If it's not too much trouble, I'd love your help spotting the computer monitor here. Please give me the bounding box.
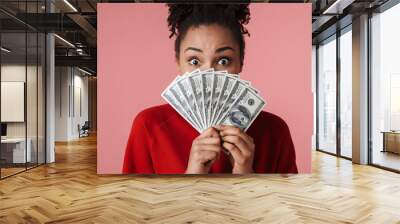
[1,123,7,137]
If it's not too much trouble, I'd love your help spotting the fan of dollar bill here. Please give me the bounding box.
[161,68,266,133]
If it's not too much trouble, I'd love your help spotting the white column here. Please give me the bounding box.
[352,14,369,164]
[45,0,55,163]
[46,32,55,163]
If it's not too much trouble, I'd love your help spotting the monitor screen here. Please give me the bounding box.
[1,123,7,137]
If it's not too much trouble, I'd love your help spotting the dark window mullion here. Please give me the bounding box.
[25,0,28,171]
[336,28,341,157]
[316,45,320,150]
[367,10,373,165]
[36,0,39,167]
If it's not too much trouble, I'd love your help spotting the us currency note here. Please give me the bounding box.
[212,76,242,125]
[214,70,227,75]
[238,79,261,94]
[169,80,203,130]
[227,73,239,79]
[161,78,202,132]
[162,69,265,133]
[214,79,247,124]
[188,73,206,130]
[202,70,214,127]
[210,71,241,125]
[176,76,204,130]
[210,73,226,126]
[219,87,265,131]
[215,70,239,78]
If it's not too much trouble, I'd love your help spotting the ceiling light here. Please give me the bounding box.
[78,67,93,76]
[322,0,354,15]
[63,0,78,12]
[54,34,75,48]
[1,47,11,53]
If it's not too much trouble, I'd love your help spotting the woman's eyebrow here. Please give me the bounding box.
[215,46,235,53]
[184,47,202,53]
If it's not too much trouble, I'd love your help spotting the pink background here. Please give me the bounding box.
[97,3,312,174]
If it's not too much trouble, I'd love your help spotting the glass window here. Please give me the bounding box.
[317,35,337,154]
[0,1,46,179]
[38,32,46,165]
[371,3,400,171]
[339,28,352,158]
[1,30,28,177]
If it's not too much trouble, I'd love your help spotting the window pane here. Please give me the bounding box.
[1,31,28,177]
[371,3,400,171]
[340,28,352,158]
[38,32,46,165]
[27,31,38,169]
[318,36,337,154]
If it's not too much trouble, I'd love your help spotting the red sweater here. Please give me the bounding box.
[122,104,298,174]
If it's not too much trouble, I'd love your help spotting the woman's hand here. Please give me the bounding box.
[214,125,255,174]
[185,127,223,174]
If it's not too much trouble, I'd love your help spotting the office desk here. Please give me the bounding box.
[381,131,400,154]
[1,138,32,163]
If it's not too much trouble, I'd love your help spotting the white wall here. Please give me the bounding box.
[72,73,89,138]
[55,66,89,141]
[55,66,69,141]
[1,64,41,137]
[1,64,46,164]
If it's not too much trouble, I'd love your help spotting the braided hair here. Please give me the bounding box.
[167,3,251,66]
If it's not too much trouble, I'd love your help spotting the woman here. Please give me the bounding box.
[122,3,298,174]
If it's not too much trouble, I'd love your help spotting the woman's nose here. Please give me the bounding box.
[200,62,213,70]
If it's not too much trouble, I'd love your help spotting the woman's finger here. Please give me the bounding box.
[222,142,242,162]
[197,150,219,165]
[200,127,220,138]
[222,135,252,155]
[215,125,254,145]
[196,144,222,153]
[196,136,221,145]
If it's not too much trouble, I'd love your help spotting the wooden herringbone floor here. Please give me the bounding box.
[1,134,400,224]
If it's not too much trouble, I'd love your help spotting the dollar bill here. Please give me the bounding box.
[162,68,265,132]
[214,79,247,124]
[176,76,204,130]
[211,75,237,125]
[169,80,203,130]
[210,73,226,126]
[202,70,214,127]
[209,71,242,125]
[219,87,265,131]
[215,70,239,78]
[213,76,246,124]
[161,78,202,132]
[228,73,240,79]
[187,73,206,130]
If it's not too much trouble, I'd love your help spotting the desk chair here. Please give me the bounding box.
[78,121,90,138]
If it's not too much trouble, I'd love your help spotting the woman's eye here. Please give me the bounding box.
[217,58,230,65]
[189,58,200,66]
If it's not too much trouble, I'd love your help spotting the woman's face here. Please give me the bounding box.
[177,24,242,74]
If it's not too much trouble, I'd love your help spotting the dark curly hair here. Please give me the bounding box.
[167,3,251,66]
